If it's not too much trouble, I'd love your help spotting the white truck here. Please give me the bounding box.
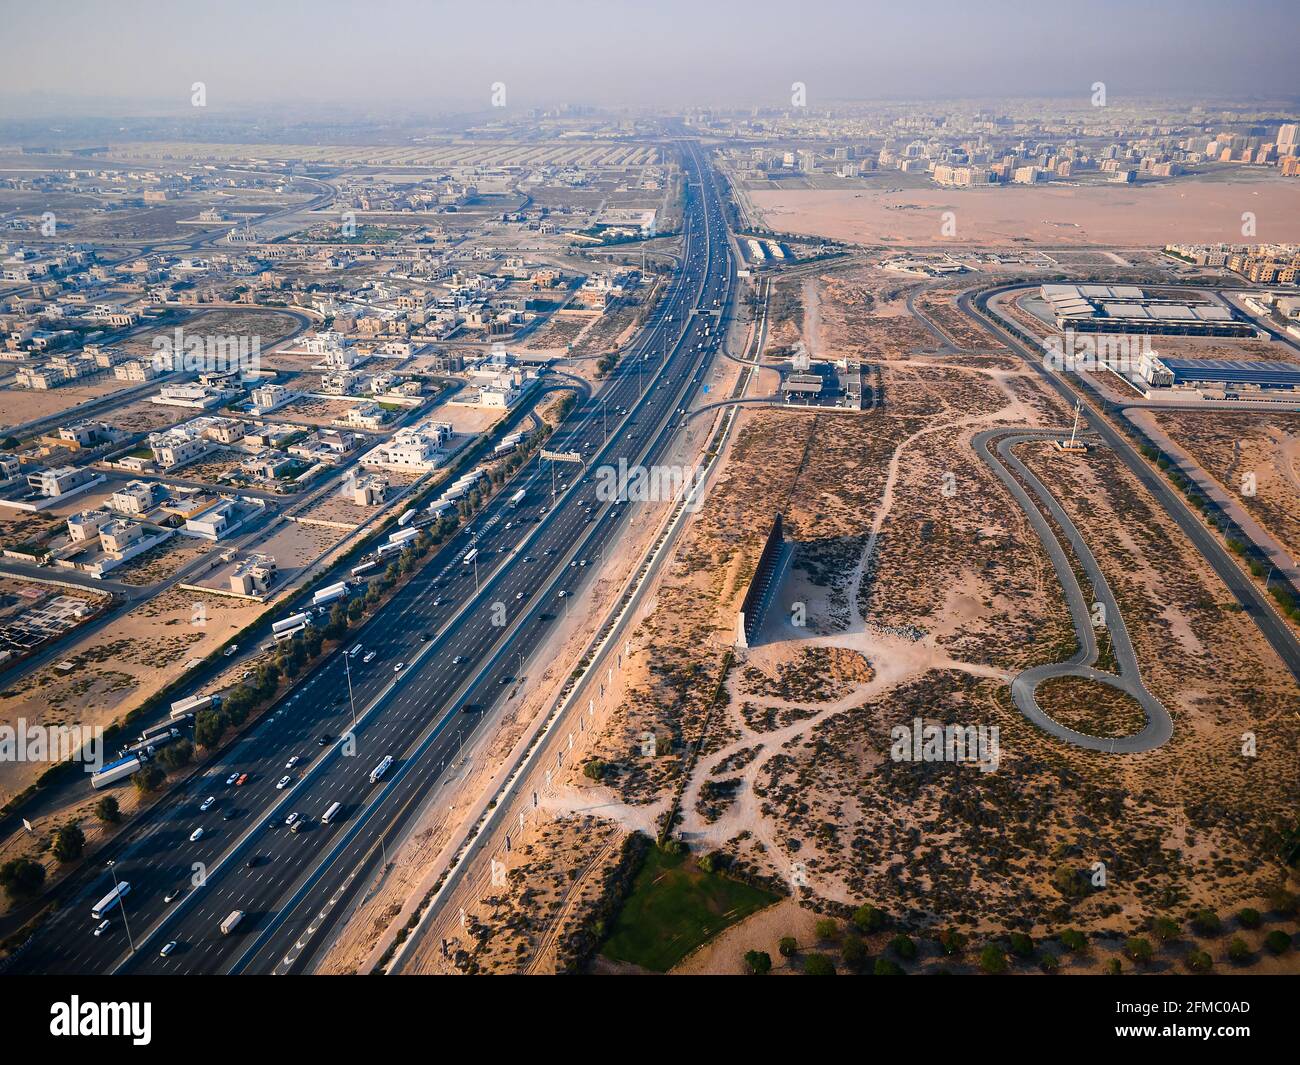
[312,581,349,607]
[272,612,311,635]
[91,756,141,790]
[369,754,393,784]
[220,910,245,935]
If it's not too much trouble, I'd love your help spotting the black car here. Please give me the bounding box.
[421,632,432,641]
[245,856,261,869]
[223,809,240,821]
[317,734,332,746]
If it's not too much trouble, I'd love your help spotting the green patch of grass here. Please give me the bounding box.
[599,845,779,972]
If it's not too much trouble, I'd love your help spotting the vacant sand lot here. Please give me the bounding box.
[751,177,1300,247]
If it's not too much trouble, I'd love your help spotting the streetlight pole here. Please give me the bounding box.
[107,860,135,954]
[344,653,357,732]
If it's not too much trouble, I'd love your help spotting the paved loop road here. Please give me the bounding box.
[974,428,1173,753]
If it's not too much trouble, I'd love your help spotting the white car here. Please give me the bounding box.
[285,756,300,769]
[363,652,376,664]
[284,812,299,828]
[199,796,215,811]
[159,940,178,957]
[189,827,204,842]
[276,775,292,790]
[225,772,239,786]
[164,887,182,903]
[515,592,524,600]
[93,920,110,937]
[393,663,405,674]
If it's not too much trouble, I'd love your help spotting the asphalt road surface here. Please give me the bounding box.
[9,140,735,976]
[974,428,1173,753]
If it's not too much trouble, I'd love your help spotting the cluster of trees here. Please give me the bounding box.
[1137,435,1300,622]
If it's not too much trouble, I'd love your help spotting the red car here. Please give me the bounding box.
[235,773,249,787]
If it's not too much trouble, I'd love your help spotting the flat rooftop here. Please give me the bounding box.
[1160,357,1300,387]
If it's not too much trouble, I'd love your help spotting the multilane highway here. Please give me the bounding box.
[11,140,735,976]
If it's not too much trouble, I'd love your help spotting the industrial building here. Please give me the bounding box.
[1139,354,1300,396]
[1040,284,1255,337]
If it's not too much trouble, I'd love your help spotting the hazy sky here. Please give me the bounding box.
[3,0,1297,115]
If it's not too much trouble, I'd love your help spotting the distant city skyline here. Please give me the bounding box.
[3,0,1298,117]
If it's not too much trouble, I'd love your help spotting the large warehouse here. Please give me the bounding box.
[1140,354,1300,394]
[1041,284,1256,337]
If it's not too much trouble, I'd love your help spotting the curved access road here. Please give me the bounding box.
[974,427,1173,753]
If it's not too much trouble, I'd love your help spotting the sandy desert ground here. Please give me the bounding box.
[751,176,1300,246]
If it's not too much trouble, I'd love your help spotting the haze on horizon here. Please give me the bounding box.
[2,0,1297,119]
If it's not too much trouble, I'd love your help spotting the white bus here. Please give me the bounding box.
[91,881,130,920]
[461,548,478,566]
[369,755,393,784]
[321,801,343,825]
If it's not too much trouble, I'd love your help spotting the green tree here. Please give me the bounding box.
[851,903,886,933]
[743,950,771,975]
[1267,887,1298,916]
[778,936,798,958]
[979,945,1008,974]
[890,933,917,961]
[194,709,227,749]
[1151,916,1180,942]
[1008,932,1035,959]
[814,918,839,942]
[1124,937,1154,964]
[1227,937,1251,964]
[841,934,869,972]
[51,824,85,862]
[1039,952,1060,974]
[802,953,835,976]
[301,626,324,659]
[1264,930,1292,955]
[325,602,348,640]
[157,739,193,771]
[873,957,904,976]
[133,765,165,792]
[1059,928,1088,953]
[1236,907,1261,930]
[1052,864,1089,900]
[94,796,120,824]
[582,759,606,781]
[1190,908,1222,936]
[1105,958,1123,975]
[0,857,45,901]
[936,928,967,956]
[1184,949,1213,972]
